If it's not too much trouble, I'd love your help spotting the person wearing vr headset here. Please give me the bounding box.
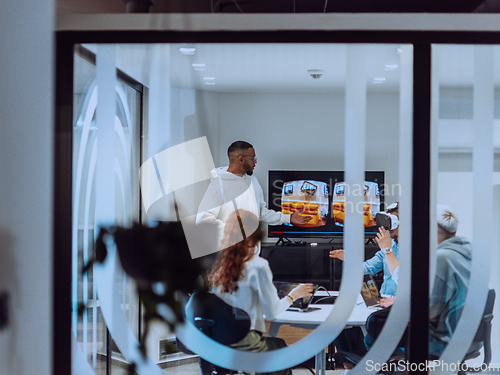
[330,202,400,299]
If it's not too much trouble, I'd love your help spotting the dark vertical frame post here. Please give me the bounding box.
[409,43,431,373]
[53,34,74,375]
[106,329,112,375]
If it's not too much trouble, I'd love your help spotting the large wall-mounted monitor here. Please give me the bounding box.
[268,170,385,239]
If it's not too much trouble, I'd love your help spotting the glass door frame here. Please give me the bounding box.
[54,23,500,375]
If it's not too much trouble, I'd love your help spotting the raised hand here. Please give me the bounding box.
[329,249,345,261]
[375,226,392,250]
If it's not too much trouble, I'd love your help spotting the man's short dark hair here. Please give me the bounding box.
[227,141,253,157]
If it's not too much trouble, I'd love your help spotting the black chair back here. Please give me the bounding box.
[461,288,496,374]
[185,291,251,345]
[472,289,495,343]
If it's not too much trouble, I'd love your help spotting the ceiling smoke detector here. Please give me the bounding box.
[308,69,324,79]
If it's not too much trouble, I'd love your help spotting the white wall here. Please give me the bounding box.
[188,90,220,156]
[146,87,220,218]
[217,92,401,204]
[0,0,54,374]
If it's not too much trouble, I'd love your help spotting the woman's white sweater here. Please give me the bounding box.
[212,255,291,333]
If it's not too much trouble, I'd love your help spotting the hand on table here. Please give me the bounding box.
[329,249,345,261]
[375,226,392,250]
[290,209,313,226]
[289,283,314,300]
[380,296,395,308]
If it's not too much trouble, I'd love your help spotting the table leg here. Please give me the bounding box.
[360,325,367,335]
[267,322,282,337]
[315,348,326,375]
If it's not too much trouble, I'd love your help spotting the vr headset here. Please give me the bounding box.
[375,212,399,230]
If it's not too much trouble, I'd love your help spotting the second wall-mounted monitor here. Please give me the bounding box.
[268,170,385,239]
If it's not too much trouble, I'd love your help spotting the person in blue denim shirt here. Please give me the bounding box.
[330,202,400,296]
[362,228,399,296]
[329,202,399,373]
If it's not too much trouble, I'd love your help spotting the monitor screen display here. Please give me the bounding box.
[268,170,385,238]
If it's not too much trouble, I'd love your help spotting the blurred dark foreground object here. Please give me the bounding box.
[101,222,206,287]
[83,221,211,368]
[123,0,153,13]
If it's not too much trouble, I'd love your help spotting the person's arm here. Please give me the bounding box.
[253,260,312,320]
[391,265,399,285]
[429,252,452,321]
[259,204,291,225]
[329,249,345,261]
[429,276,448,321]
[253,178,311,226]
[252,263,290,320]
[363,251,384,275]
[375,227,399,276]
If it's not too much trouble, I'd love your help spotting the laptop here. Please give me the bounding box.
[273,281,320,312]
[360,274,382,308]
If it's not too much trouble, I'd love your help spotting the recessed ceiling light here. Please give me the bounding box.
[374,77,386,81]
[307,69,324,79]
[192,63,206,68]
[397,48,403,54]
[179,47,196,55]
[384,64,399,70]
[205,82,216,85]
[372,82,383,84]
[202,77,215,80]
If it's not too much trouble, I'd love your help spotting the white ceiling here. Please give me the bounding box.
[166,43,403,93]
[83,43,500,93]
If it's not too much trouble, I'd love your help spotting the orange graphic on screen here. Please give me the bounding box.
[281,180,329,227]
[332,181,380,227]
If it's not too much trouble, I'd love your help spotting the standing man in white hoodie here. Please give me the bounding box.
[197,141,311,253]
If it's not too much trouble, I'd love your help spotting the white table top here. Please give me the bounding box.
[272,295,378,327]
[268,293,378,375]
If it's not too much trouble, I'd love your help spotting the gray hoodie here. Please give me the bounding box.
[429,236,472,356]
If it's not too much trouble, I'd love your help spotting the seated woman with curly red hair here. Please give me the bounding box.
[208,209,313,375]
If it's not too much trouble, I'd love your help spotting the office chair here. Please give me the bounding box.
[181,291,251,375]
[456,289,495,375]
[334,289,495,375]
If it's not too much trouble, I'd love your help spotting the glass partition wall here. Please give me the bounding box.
[72,46,143,374]
[68,42,415,375]
[431,45,500,373]
[57,32,500,375]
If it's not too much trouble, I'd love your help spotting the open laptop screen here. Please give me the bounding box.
[273,281,319,312]
[360,274,381,307]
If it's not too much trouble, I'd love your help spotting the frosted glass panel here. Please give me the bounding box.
[72,46,142,374]
[432,44,499,373]
[71,42,413,375]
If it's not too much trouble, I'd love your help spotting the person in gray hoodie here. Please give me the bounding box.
[428,204,472,356]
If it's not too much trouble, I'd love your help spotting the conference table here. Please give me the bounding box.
[268,293,378,375]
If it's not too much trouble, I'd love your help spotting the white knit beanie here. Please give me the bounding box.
[436,204,458,234]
